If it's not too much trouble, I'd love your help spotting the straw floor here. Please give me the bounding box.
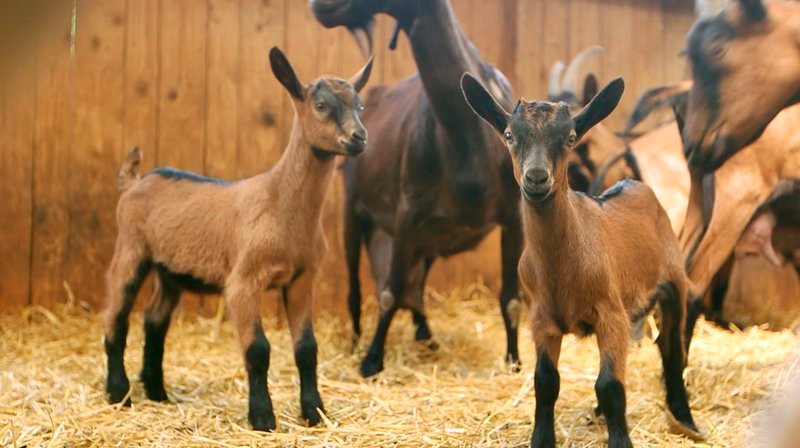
[2,282,799,447]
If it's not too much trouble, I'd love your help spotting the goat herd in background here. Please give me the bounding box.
[100,0,800,446]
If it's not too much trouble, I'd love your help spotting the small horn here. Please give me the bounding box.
[548,61,565,97]
[562,45,604,95]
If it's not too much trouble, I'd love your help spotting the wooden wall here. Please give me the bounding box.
[0,0,695,317]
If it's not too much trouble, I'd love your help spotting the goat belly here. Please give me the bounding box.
[155,262,223,294]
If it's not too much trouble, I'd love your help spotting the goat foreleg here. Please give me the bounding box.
[282,270,324,426]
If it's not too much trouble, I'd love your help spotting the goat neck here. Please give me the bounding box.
[264,115,338,221]
[406,0,510,140]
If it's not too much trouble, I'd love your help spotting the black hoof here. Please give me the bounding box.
[359,356,384,378]
[414,326,433,342]
[145,386,169,402]
[249,411,277,432]
[302,399,325,426]
[506,355,521,373]
[108,378,131,406]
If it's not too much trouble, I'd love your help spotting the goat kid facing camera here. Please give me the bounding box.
[461,74,702,448]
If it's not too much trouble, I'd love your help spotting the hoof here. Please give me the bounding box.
[249,411,277,432]
[666,410,705,441]
[359,356,384,378]
[415,338,439,351]
[506,356,522,373]
[108,379,131,406]
[144,386,169,402]
[303,403,325,426]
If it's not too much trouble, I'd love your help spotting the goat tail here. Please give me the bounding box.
[588,146,642,196]
[118,146,143,193]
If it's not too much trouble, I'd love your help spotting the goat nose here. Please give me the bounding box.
[351,130,367,143]
[525,168,549,185]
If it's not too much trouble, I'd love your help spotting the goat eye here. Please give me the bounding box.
[359,105,365,112]
[504,131,514,142]
[315,102,326,111]
[568,135,577,146]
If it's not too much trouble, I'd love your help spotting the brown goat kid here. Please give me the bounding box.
[683,0,800,171]
[462,75,701,448]
[103,47,373,431]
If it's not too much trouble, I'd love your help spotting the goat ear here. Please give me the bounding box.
[581,74,598,106]
[573,77,624,139]
[269,47,305,100]
[624,80,692,134]
[739,0,767,21]
[461,73,510,135]
[348,55,374,93]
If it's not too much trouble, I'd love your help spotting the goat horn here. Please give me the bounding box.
[561,45,604,95]
[548,61,565,97]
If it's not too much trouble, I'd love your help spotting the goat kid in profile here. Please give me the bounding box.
[103,47,372,431]
[461,74,701,448]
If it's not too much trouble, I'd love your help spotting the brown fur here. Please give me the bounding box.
[102,47,373,430]
[463,75,700,447]
[683,0,800,171]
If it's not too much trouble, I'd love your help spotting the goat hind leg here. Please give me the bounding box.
[531,327,562,448]
[140,274,181,401]
[657,281,702,439]
[104,248,151,405]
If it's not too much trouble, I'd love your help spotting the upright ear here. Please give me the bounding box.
[269,47,305,100]
[738,0,767,22]
[581,74,598,106]
[348,55,374,93]
[460,73,510,135]
[573,77,624,139]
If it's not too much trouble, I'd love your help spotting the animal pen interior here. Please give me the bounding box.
[1,0,799,447]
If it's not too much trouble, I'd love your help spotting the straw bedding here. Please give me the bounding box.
[2,282,798,447]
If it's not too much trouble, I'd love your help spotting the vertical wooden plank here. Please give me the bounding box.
[599,0,635,129]
[541,0,570,99]
[632,0,668,129]
[0,45,36,311]
[122,0,158,170]
[466,0,517,88]
[515,0,544,100]
[67,0,126,309]
[663,0,694,83]
[30,2,74,308]
[156,0,207,171]
[206,0,239,181]
[569,0,602,85]
[238,0,286,179]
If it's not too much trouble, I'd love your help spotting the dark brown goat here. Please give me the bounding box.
[103,47,373,431]
[683,0,800,171]
[463,75,701,448]
[311,0,523,377]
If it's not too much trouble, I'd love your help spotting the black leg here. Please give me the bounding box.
[500,226,523,366]
[295,326,323,425]
[344,197,365,342]
[684,294,704,354]
[359,229,416,377]
[531,339,561,448]
[595,359,632,448]
[657,283,699,433]
[140,276,181,402]
[105,260,151,405]
[360,298,400,377]
[245,324,275,431]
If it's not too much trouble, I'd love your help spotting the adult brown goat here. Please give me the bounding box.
[683,0,800,171]
[311,0,523,377]
[462,74,701,448]
[103,47,373,431]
